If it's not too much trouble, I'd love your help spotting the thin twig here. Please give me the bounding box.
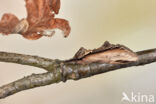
[0,51,60,71]
[0,48,156,99]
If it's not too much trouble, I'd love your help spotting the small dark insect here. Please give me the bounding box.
[0,0,71,40]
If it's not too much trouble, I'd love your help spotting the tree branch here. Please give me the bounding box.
[0,52,60,71]
[0,48,156,99]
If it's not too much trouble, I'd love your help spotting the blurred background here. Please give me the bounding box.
[0,0,156,104]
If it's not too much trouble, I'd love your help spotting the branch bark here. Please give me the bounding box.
[0,48,156,99]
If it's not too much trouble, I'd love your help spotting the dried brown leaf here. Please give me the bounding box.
[49,0,60,14]
[0,0,70,40]
[0,13,19,35]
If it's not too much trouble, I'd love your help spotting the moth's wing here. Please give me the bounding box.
[49,0,61,14]
[0,13,20,35]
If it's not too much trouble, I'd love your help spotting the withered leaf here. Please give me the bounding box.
[66,41,138,64]
[50,0,60,14]
[0,0,70,40]
[0,13,20,35]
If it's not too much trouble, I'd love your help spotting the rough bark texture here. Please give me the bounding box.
[0,48,156,99]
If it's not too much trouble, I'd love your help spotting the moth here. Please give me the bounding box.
[66,41,138,64]
[0,0,71,40]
